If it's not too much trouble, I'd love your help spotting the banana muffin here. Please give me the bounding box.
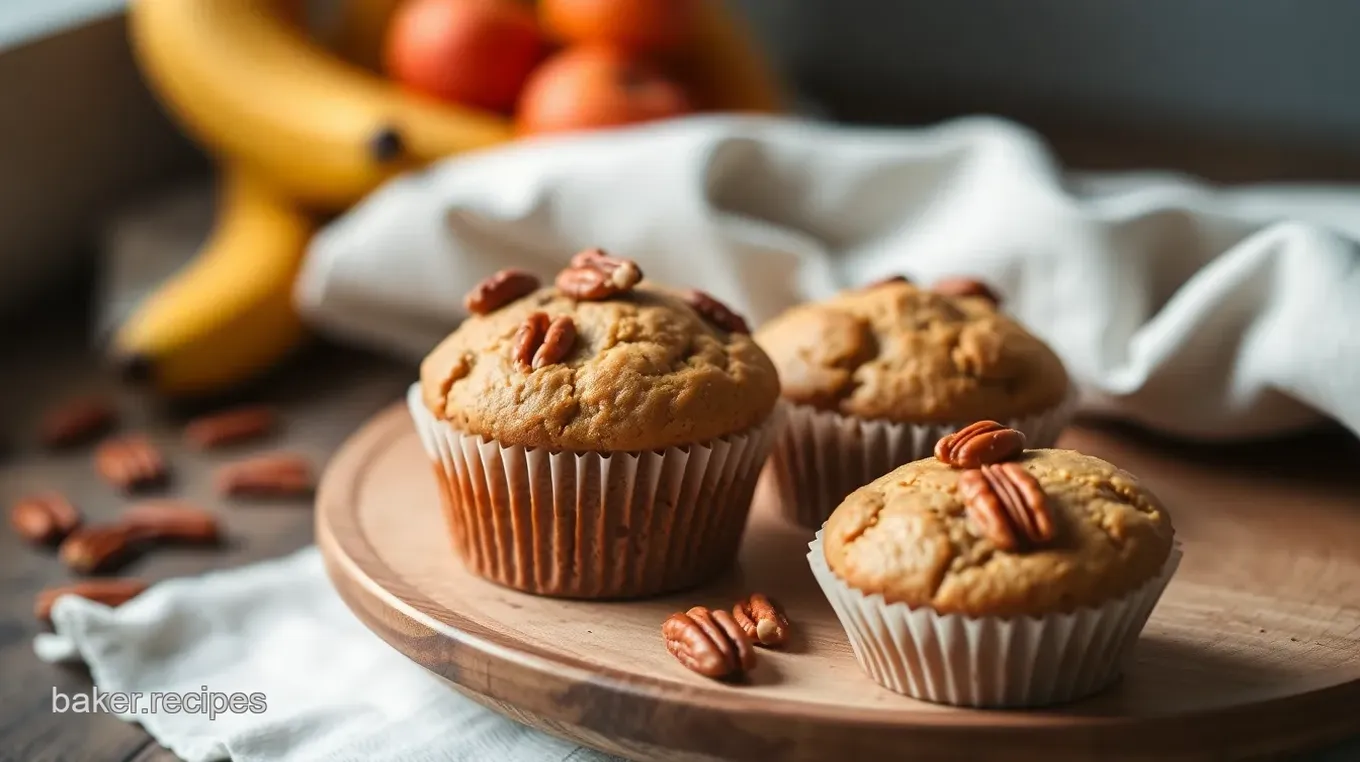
[412,249,782,599]
[809,425,1180,707]
[756,276,1073,528]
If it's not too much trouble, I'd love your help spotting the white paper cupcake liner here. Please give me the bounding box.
[808,531,1182,708]
[408,385,779,599]
[769,390,1078,529]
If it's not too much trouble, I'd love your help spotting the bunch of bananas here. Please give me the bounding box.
[117,0,782,396]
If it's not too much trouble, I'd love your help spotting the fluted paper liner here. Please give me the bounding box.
[770,390,1077,529]
[408,385,779,599]
[808,531,1182,707]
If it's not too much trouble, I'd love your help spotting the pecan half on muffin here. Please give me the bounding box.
[756,276,1073,528]
[809,425,1179,707]
[412,250,782,598]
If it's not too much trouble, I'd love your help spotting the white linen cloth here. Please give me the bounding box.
[297,114,1360,440]
[35,548,619,762]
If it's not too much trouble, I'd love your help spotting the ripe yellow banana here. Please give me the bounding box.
[112,168,315,397]
[128,0,513,212]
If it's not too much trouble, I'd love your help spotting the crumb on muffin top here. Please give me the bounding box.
[755,279,1069,424]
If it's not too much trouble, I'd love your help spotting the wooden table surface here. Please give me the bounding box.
[0,299,413,762]
[2,297,1359,762]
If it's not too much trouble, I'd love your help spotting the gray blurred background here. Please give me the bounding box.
[738,0,1360,154]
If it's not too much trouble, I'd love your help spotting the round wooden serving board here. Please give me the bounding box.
[317,403,1360,761]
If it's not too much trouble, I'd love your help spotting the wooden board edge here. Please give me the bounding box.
[314,403,1360,761]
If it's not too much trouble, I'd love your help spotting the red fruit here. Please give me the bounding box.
[515,46,691,136]
[540,0,697,52]
[385,0,545,113]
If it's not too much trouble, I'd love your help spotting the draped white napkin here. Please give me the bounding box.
[35,548,619,762]
[297,114,1360,441]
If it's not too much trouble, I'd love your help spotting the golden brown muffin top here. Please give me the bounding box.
[754,280,1069,423]
[420,283,781,452]
[822,448,1175,618]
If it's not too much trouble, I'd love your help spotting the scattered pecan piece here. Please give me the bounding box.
[934,421,1027,469]
[216,453,314,498]
[662,606,756,679]
[9,491,82,545]
[532,316,577,370]
[94,435,168,493]
[513,311,552,370]
[464,268,540,315]
[685,289,750,334]
[184,405,278,449]
[35,579,149,625]
[39,396,116,448]
[555,248,643,300]
[960,462,1053,552]
[122,501,221,545]
[932,276,1001,306]
[733,593,790,648]
[865,274,912,289]
[59,525,141,574]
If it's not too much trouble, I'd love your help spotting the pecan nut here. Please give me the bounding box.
[40,396,116,448]
[94,435,168,493]
[216,453,314,498]
[960,462,1053,552]
[732,593,790,647]
[934,421,1027,469]
[464,268,540,315]
[10,491,82,545]
[684,289,750,334]
[865,274,912,289]
[532,315,577,370]
[513,311,551,369]
[122,501,221,544]
[932,276,1001,306]
[185,405,278,449]
[59,525,141,574]
[555,248,643,300]
[662,606,756,679]
[35,579,149,625]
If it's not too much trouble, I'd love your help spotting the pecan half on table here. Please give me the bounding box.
[59,525,142,575]
[9,491,82,545]
[733,593,790,648]
[216,453,314,498]
[662,606,756,680]
[35,579,149,625]
[94,435,169,493]
[40,396,116,448]
[184,405,278,449]
[122,501,222,545]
